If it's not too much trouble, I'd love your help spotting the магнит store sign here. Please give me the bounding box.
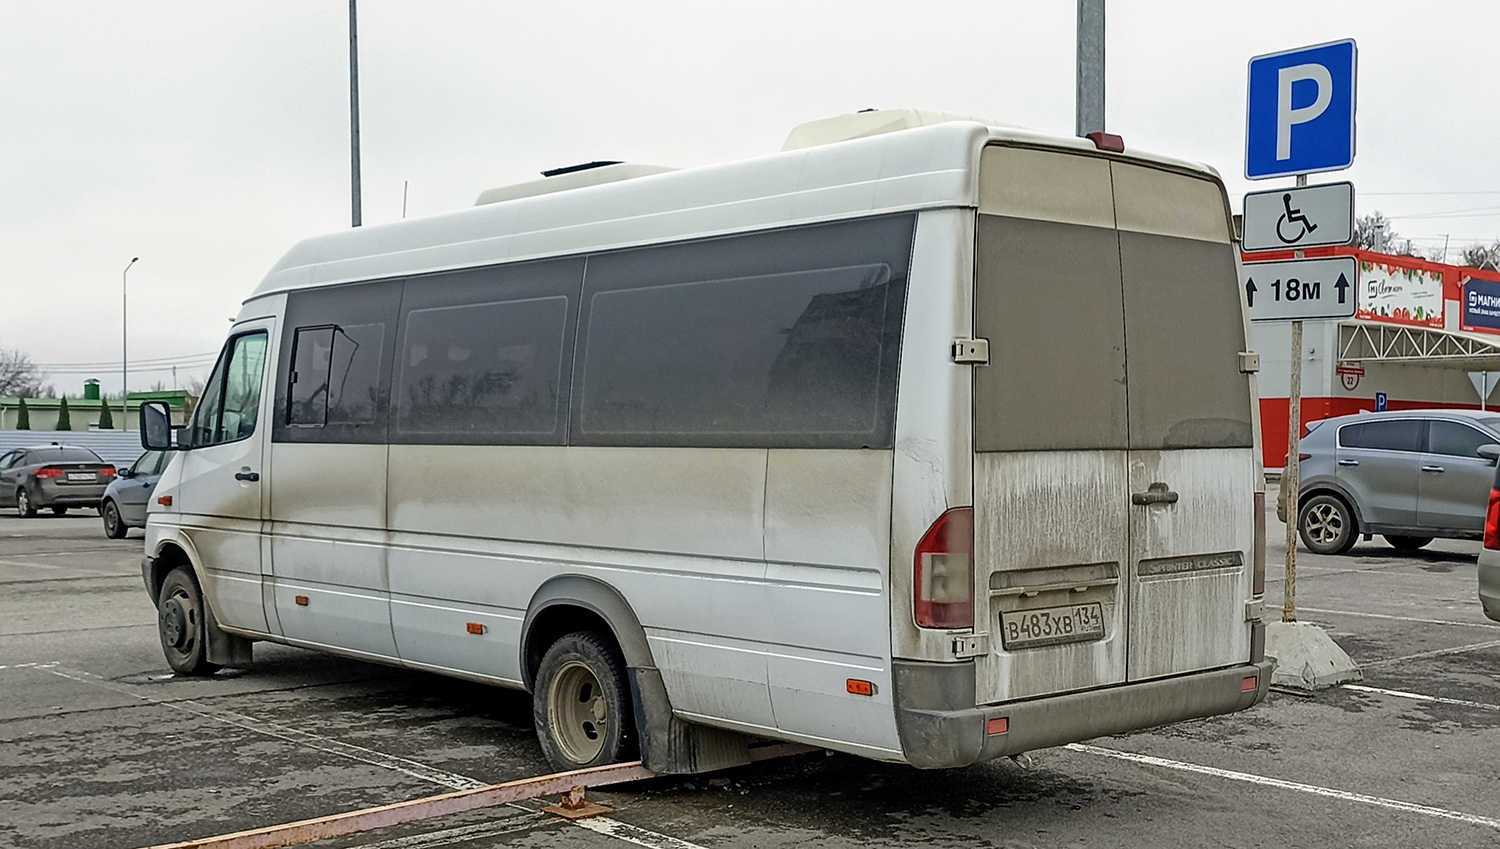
[1356,259,1445,328]
[1462,277,1500,334]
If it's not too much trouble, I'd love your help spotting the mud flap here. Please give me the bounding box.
[630,666,750,774]
[202,596,254,667]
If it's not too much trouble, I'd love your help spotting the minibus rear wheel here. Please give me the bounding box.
[533,631,635,771]
[157,567,221,676]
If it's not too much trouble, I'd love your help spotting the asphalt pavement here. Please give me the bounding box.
[2,508,1498,849]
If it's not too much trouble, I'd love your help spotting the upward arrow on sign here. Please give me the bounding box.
[1246,278,1257,307]
[1335,273,1349,303]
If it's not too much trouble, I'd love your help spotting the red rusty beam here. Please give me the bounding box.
[139,760,658,849]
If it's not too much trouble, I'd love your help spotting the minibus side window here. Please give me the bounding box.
[192,332,268,447]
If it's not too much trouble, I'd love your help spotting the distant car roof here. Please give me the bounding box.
[1309,408,1500,429]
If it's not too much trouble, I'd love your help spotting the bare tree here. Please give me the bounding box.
[0,347,47,397]
[1354,212,1424,258]
[1463,242,1500,272]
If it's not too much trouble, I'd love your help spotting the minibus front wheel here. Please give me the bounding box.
[533,630,636,771]
[157,567,221,676]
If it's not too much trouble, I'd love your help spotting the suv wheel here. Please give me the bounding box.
[1298,494,1357,555]
[1384,535,1434,552]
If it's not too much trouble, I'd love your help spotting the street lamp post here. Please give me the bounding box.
[122,257,138,429]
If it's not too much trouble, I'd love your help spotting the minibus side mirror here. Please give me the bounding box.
[1478,444,1500,466]
[139,402,179,452]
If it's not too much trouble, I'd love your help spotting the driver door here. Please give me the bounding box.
[178,321,275,633]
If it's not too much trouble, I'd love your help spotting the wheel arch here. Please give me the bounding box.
[520,575,656,693]
[144,535,203,604]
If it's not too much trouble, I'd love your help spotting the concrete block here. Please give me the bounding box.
[1264,621,1362,689]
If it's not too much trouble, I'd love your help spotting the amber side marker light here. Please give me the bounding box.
[846,679,875,697]
[466,622,486,635]
[1242,675,1259,693]
[986,717,1009,736]
[294,595,309,607]
[156,495,173,507]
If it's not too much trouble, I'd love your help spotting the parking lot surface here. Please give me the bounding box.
[3,509,1499,849]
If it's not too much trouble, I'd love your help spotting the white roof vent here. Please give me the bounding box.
[476,161,676,206]
[782,108,1017,151]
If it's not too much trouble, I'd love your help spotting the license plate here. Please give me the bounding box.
[66,472,93,482]
[1000,602,1106,650]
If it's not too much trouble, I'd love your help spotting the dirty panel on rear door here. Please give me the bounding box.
[1113,161,1255,681]
[973,145,1132,704]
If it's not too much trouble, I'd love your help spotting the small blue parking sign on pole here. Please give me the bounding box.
[1245,39,1357,179]
[1376,392,1387,412]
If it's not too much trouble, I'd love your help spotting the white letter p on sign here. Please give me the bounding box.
[1276,63,1333,160]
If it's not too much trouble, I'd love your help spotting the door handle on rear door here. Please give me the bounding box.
[1337,459,1359,466]
[1131,482,1179,506]
[234,468,260,482]
[1421,465,1445,473]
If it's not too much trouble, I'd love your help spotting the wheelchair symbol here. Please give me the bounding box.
[1277,193,1318,244]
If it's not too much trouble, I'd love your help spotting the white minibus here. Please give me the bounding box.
[139,109,1270,774]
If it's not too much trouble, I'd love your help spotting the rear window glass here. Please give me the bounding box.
[29,448,102,463]
[1339,420,1423,452]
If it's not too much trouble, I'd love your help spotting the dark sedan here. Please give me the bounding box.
[0,445,117,517]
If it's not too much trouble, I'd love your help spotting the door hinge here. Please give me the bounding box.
[1239,352,1260,374]
[951,633,989,658]
[952,338,990,365]
[1245,599,1264,622]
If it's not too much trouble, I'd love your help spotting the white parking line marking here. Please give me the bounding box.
[1067,743,1500,830]
[1363,639,1500,668]
[573,816,712,849]
[1299,607,1499,629]
[1343,684,1500,712]
[44,664,700,849]
[0,661,58,671]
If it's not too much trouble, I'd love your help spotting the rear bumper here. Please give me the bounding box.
[892,658,1272,769]
[1479,552,1500,623]
[34,482,108,506]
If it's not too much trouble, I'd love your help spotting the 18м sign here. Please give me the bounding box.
[1243,256,1358,321]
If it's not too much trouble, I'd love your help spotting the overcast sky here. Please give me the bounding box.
[4,1,1497,396]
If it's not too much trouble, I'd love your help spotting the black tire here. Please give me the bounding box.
[102,501,127,539]
[50,506,68,516]
[1385,534,1434,552]
[15,489,36,519]
[1298,493,1357,555]
[157,567,220,676]
[532,631,635,771]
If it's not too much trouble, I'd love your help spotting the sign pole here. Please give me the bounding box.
[1283,173,1308,623]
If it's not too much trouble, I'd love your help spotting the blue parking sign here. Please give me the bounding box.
[1245,39,1357,180]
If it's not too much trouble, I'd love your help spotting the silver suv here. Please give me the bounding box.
[1278,409,1500,555]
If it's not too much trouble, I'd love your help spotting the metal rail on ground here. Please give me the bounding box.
[139,744,813,849]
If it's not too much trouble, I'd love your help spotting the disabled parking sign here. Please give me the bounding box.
[1245,39,1357,179]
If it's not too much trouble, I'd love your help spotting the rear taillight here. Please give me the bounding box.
[1484,490,1500,550]
[99,466,116,478]
[914,507,974,629]
[1253,491,1266,596]
[34,467,63,479]
[1298,453,1312,462]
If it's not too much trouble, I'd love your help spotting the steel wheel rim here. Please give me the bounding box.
[1304,503,1344,546]
[161,586,199,660]
[104,504,119,535]
[548,660,608,764]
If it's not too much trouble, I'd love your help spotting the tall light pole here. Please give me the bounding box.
[122,257,138,429]
[349,0,363,227]
[1076,0,1106,137]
